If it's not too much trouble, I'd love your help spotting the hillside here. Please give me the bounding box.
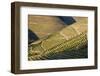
[28,16,88,60]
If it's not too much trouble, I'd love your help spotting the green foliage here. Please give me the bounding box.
[28,31,87,60]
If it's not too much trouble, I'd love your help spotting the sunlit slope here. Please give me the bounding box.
[28,17,88,60]
[28,15,65,38]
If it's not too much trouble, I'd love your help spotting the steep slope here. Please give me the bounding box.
[28,17,88,60]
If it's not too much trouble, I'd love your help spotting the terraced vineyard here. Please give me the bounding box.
[28,28,87,60]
